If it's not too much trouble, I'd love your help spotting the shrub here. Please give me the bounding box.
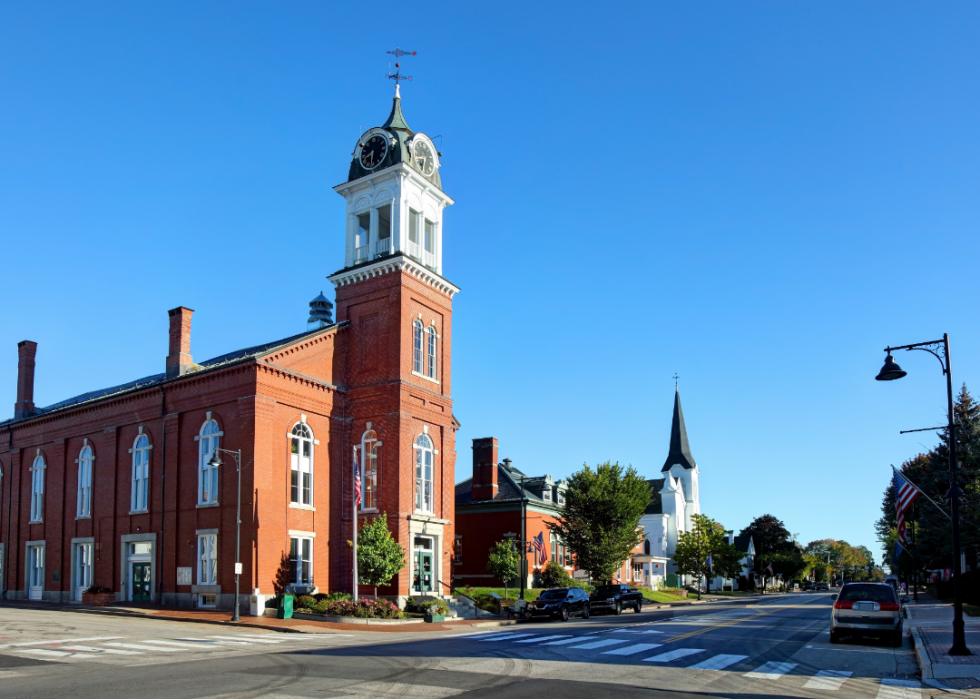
[296,595,317,611]
[323,598,401,619]
[316,591,352,604]
[541,562,579,589]
[84,585,114,594]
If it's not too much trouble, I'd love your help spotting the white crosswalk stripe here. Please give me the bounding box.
[478,633,535,642]
[540,635,601,646]
[102,643,185,652]
[60,645,141,655]
[568,639,629,650]
[208,635,283,644]
[14,649,75,658]
[802,670,852,691]
[643,648,705,663]
[745,661,797,679]
[876,679,923,699]
[688,654,747,671]
[513,635,570,644]
[601,643,662,656]
[139,640,232,650]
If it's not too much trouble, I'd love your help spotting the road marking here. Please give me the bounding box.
[469,632,524,641]
[610,629,664,635]
[688,654,747,671]
[513,635,570,644]
[13,649,73,658]
[643,648,705,663]
[876,678,923,699]
[803,670,852,690]
[60,645,141,655]
[208,635,282,644]
[103,643,185,652]
[328,680,465,697]
[139,640,231,650]
[541,635,600,646]
[175,637,248,645]
[0,636,123,649]
[478,633,535,642]
[745,661,797,679]
[661,597,823,645]
[601,643,662,656]
[568,639,630,650]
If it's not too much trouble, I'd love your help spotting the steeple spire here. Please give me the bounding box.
[661,386,696,472]
[382,84,412,134]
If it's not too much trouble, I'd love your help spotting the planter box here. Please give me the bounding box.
[424,613,446,623]
[290,611,423,625]
[82,592,115,607]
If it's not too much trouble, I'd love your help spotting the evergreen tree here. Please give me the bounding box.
[547,461,651,583]
[354,514,407,599]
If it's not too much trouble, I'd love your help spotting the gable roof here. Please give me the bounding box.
[2,322,345,426]
[456,461,562,509]
[662,386,697,472]
[734,534,755,554]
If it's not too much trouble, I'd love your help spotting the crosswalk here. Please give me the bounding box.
[0,632,333,664]
[457,628,925,695]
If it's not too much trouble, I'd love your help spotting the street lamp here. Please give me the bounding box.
[876,333,970,655]
[208,447,243,623]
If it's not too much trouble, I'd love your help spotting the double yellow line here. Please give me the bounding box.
[661,597,823,644]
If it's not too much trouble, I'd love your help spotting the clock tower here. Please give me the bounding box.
[328,86,458,601]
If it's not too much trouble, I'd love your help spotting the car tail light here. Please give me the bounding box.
[833,599,853,610]
[879,602,900,612]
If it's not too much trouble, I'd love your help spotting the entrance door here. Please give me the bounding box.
[131,563,151,601]
[413,551,433,592]
[74,544,93,601]
[28,546,44,600]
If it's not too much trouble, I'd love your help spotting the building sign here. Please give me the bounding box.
[177,567,192,585]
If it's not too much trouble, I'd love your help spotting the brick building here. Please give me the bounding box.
[0,86,459,609]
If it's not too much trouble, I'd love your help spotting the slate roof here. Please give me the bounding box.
[456,461,559,509]
[644,478,666,515]
[2,323,344,426]
[734,534,754,554]
[662,386,697,472]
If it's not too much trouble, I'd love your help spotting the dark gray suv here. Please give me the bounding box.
[831,582,903,646]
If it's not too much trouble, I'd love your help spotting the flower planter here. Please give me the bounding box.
[424,613,446,623]
[82,592,115,607]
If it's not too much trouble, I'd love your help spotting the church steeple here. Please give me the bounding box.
[382,84,413,133]
[661,386,697,472]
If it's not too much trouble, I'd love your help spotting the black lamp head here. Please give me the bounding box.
[207,451,223,467]
[876,352,907,381]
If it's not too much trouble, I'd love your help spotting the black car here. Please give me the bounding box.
[588,584,644,615]
[528,587,590,621]
[802,581,814,591]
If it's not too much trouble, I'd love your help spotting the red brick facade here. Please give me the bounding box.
[0,263,457,608]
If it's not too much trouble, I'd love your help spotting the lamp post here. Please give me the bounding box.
[208,447,242,623]
[876,333,970,655]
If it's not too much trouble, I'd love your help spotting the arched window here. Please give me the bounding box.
[550,532,558,563]
[414,433,434,513]
[412,320,424,374]
[426,325,437,379]
[360,429,380,511]
[30,455,45,522]
[198,420,220,505]
[77,445,93,518]
[131,434,151,512]
[644,539,651,556]
[290,423,314,506]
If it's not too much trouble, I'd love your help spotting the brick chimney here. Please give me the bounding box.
[166,307,194,379]
[471,437,499,501]
[14,340,37,419]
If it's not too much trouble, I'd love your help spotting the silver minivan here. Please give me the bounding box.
[830,582,903,646]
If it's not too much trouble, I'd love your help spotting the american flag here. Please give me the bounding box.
[893,467,921,546]
[532,532,547,565]
[353,447,362,507]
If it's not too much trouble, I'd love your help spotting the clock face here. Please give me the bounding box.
[359,135,387,169]
[413,140,435,176]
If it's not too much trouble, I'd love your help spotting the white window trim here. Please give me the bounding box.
[289,422,315,507]
[198,420,220,506]
[290,535,314,586]
[426,324,438,380]
[411,370,441,385]
[359,429,381,513]
[412,319,424,375]
[413,433,435,514]
[76,444,93,519]
[131,434,150,514]
[29,455,45,523]
[197,534,218,586]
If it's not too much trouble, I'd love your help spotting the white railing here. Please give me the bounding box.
[406,242,437,270]
[376,237,391,256]
[355,245,369,264]
[422,250,436,269]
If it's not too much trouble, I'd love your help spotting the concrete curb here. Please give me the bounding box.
[911,626,933,680]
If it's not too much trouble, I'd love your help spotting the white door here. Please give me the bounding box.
[28,546,43,600]
[74,544,92,601]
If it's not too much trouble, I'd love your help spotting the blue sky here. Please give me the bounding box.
[2,2,979,562]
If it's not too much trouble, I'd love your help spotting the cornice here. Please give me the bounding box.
[328,254,460,299]
[334,163,454,207]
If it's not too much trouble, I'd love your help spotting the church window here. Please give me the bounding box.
[426,325,437,379]
[414,433,434,513]
[77,445,93,518]
[644,539,651,556]
[290,423,314,507]
[359,429,380,511]
[30,455,45,522]
[131,434,150,512]
[198,420,220,505]
[413,320,424,374]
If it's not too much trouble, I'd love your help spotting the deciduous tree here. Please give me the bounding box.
[354,514,407,599]
[486,540,521,599]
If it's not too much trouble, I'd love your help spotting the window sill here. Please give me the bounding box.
[129,510,148,515]
[76,515,91,520]
[196,502,220,509]
[411,370,440,385]
[29,520,43,525]
[359,508,379,515]
[289,503,316,511]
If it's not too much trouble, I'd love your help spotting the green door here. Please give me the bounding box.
[413,551,433,592]
[666,573,677,589]
[132,563,151,601]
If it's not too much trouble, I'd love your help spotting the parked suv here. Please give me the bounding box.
[802,581,814,591]
[830,582,903,646]
[528,588,590,622]
[815,582,829,591]
[589,584,644,615]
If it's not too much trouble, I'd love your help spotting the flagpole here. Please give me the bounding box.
[353,445,358,601]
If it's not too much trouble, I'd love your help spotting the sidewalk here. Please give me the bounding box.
[905,597,980,692]
[0,599,485,634]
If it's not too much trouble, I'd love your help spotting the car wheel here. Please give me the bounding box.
[829,630,840,644]
[560,605,569,622]
[635,600,643,613]
[583,604,590,619]
[614,601,622,616]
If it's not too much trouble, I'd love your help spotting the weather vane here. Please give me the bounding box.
[386,47,416,84]
[673,373,679,387]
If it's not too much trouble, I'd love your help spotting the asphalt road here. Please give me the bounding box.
[0,592,934,699]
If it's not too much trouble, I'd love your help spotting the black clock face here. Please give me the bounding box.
[413,140,434,176]
[359,135,387,169]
